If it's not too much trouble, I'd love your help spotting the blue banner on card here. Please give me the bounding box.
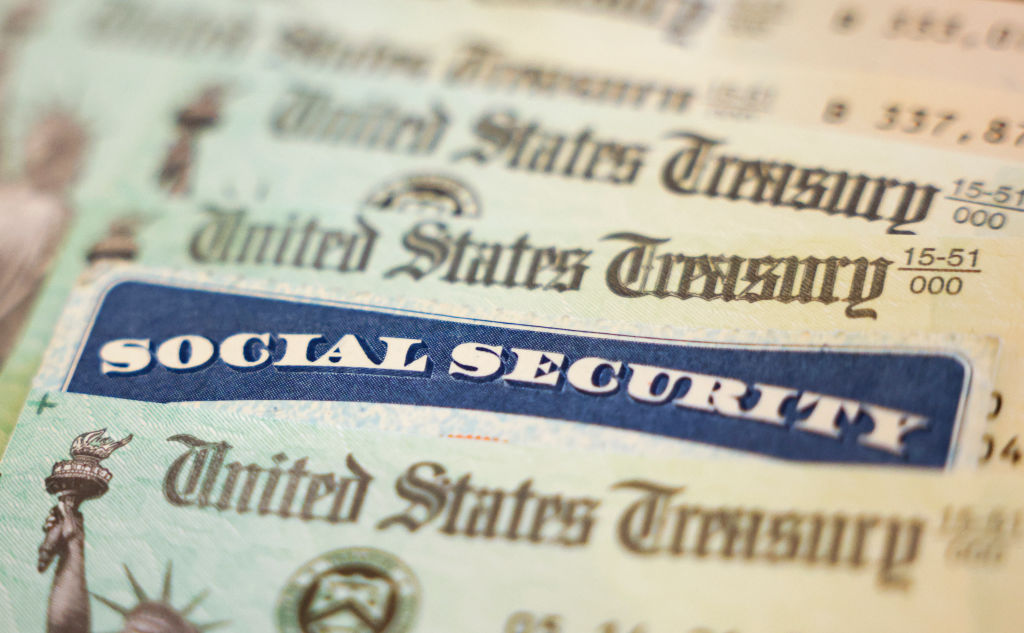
[65,281,969,467]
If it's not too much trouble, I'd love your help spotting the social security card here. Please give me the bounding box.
[36,266,995,469]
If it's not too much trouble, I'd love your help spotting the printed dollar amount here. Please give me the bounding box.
[834,5,1024,53]
[822,100,1024,158]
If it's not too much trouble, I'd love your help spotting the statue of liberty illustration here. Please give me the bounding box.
[0,0,89,365]
[38,429,224,633]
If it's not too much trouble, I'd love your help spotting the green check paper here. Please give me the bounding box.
[2,1,1024,631]
[8,0,1024,447]
[0,392,1022,632]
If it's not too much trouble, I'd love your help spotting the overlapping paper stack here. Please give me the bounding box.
[0,1,1023,631]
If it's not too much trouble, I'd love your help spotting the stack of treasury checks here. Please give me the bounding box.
[2,0,1024,630]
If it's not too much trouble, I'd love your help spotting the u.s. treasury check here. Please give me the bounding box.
[6,0,1024,432]
[1,393,1023,632]
[5,79,1024,438]
[14,0,1024,161]
[448,0,1024,93]
[30,266,999,469]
